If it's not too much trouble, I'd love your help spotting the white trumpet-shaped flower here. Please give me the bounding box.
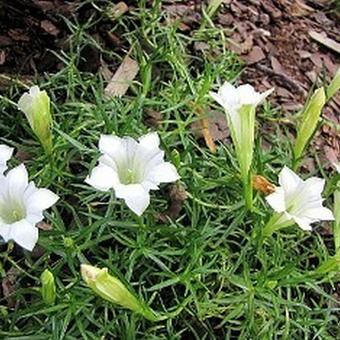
[209,82,273,144]
[86,132,180,216]
[0,164,59,251]
[210,81,274,210]
[0,144,14,176]
[266,166,334,231]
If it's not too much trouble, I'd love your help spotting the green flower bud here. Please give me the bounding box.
[81,264,160,321]
[293,87,326,168]
[18,86,53,154]
[40,269,56,305]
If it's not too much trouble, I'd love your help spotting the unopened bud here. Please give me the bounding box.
[18,86,53,154]
[40,269,56,305]
[81,264,160,321]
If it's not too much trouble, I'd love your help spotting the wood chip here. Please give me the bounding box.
[270,56,285,74]
[243,46,265,65]
[288,0,314,17]
[309,31,340,54]
[104,55,139,99]
[0,50,6,65]
[40,20,60,36]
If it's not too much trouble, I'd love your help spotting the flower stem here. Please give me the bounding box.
[242,171,253,211]
[334,189,340,255]
[262,213,293,238]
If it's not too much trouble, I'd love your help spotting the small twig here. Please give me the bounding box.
[256,64,306,96]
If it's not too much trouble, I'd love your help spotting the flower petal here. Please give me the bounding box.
[266,187,286,212]
[18,92,34,121]
[147,162,180,184]
[238,84,259,105]
[302,207,334,221]
[210,82,239,111]
[99,135,122,157]
[25,188,59,212]
[278,166,303,197]
[0,144,14,164]
[115,184,150,216]
[291,215,313,231]
[85,164,119,191]
[219,82,239,105]
[9,219,39,251]
[258,87,274,104]
[29,85,41,96]
[303,177,325,197]
[209,91,226,109]
[7,164,29,198]
[0,224,11,242]
[138,132,160,150]
[0,144,14,175]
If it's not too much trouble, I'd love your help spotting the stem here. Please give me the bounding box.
[262,213,293,238]
[243,171,253,211]
[334,189,340,255]
[140,306,166,322]
[292,157,299,172]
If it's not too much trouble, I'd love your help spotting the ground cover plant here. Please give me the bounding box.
[0,1,340,339]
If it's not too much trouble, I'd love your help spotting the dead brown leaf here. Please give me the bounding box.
[37,221,53,231]
[106,2,129,21]
[191,111,229,143]
[1,267,19,308]
[143,109,163,128]
[252,175,276,195]
[190,102,217,153]
[99,58,113,82]
[104,55,139,99]
[158,183,187,222]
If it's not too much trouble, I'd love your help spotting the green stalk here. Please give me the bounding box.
[334,188,340,254]
[262,213,293,238]
[242,170,253,211]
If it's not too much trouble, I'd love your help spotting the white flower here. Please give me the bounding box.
[86,132,180,216]
[266,166,334,231]
[0,164,59,251]
[0,144,14,176]
[209,82,273,141]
